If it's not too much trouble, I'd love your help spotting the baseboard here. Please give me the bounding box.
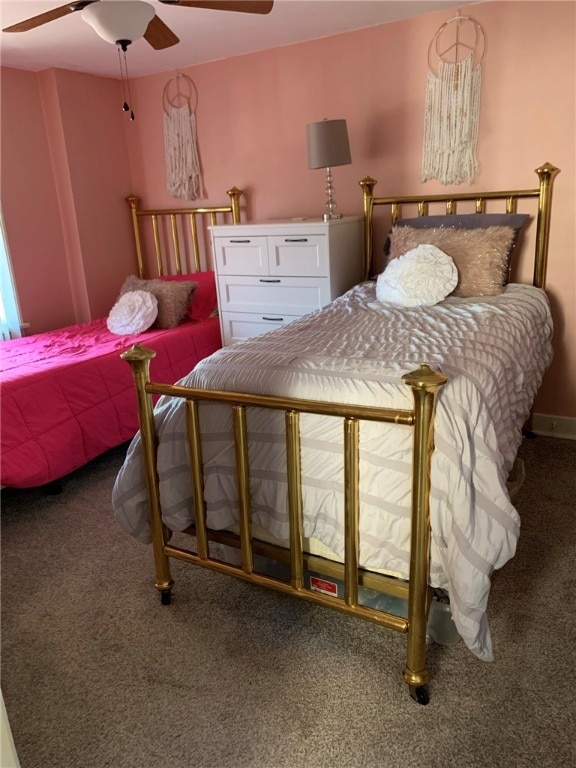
[531,413,576,440]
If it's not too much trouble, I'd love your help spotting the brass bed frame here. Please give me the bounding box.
[127,186,243,277]
[361,162,559,285]
[121,163,559,704]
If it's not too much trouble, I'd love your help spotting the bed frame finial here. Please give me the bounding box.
[126,196,145,278]
[227,186,243,224]
[359,176,377,280]
[533,163,560,289]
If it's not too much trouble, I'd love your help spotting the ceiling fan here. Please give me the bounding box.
[2,1,275,51]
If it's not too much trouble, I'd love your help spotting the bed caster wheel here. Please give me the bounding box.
[160,590,172,605]
[409,685,430,705]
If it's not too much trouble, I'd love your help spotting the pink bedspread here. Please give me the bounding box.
[1,317,221,488]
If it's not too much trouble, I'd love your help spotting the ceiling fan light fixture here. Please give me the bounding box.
[81,0,155,46]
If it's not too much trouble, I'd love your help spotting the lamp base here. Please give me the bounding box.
[322,166,344,221]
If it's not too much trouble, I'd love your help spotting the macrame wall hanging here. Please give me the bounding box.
[421,12,486,185]
[163,73,205,200]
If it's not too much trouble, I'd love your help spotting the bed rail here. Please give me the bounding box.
[127,187,243,277]
[360,162,560,285]
[122,343,447,704]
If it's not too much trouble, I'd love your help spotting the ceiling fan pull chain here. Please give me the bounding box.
[117,44,129,114]
[116,43,135,121]
[125,51,136,122]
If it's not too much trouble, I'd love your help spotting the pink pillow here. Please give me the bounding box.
[160,271,218,322]
[388,225,516,297]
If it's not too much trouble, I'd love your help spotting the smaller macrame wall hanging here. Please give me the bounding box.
[163,73,205,200]
[421,13,486,185]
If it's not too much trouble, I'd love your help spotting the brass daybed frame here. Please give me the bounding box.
[121,163,559,704]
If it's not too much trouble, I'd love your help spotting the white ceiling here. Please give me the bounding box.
[0,0,473,79]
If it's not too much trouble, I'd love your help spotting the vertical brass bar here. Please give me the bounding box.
[359,176,376,280]
[417,201,429,217]
[186,400,208,560]
[445,200,455,214]
[475,198,486,213]
[232,405,253,573]
[120,344,173,597]
[227,186,243,224]
[344,417,360,608]
[170,214,182,275]
[151,215,163,276]
[505,196,517,214]
[210,212,217,228]
[189,213,201,272]
[126,196,145,278]
[533,162,560,289]
[401,364,447,697]
[285,411,304,590]
[391,202,400,222]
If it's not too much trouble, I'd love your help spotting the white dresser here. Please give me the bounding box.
[210,217,363,345]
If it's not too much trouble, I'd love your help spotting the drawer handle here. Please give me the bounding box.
[229,239,252,243]
[284,238,308,242]
[262,316,284,322]
[259,278,281,283]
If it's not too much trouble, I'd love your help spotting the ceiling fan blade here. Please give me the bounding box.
[160,1,274,15]
[2,2,93,33]
[144,15,180,50]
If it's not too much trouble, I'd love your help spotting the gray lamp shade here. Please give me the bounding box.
[307,119,351,169]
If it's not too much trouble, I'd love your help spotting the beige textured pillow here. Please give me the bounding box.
[119,276,197,328]
[388,225,516,297]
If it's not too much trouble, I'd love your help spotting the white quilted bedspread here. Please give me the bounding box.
[113,282,553,661]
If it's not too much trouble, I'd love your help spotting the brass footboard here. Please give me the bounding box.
[122,344,447,704]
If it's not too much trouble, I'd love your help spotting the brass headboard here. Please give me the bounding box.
[360,163,560,287]
[127,187,243,278]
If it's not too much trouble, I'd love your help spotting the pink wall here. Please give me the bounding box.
[0,68,74,331]
[50,69,136,319]
[1,67,136,327]
[1,2,574,417]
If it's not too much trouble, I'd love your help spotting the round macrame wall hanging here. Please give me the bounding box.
[421,13,486,185]
[163,73,205,200]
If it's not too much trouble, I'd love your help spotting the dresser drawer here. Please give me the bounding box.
[268,235,328,277]
[220,311,299,345]
[214,236,268,275]
[218,275,329,315]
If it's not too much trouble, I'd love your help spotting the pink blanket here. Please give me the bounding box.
[1,317,221,488]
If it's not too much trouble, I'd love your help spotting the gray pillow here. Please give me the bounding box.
[393,213,530,230]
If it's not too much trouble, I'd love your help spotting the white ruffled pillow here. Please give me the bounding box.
[107,290,158,335]
[376,244,458,307]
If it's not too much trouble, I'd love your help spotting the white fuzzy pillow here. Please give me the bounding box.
[376,244,458,307]
[107,290,158,335]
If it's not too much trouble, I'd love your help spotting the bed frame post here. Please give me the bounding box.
[401,364,448,705]
[533,163,560,289]
[359,176,377,281]
[121,344,174,604]
[227,187,243,224]
[126,196,146,278]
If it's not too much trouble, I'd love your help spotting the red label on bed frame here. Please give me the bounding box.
[310,576,338,596]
